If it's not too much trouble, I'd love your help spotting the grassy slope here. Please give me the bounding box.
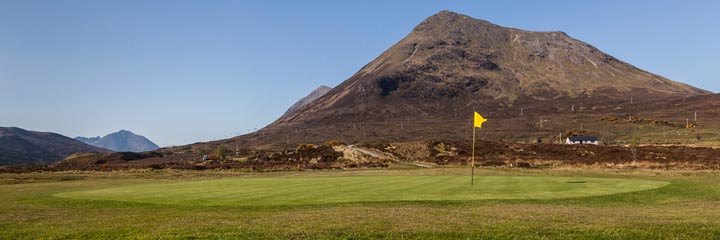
[1,168,720,239]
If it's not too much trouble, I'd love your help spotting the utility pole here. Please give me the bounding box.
[695,112,698,123]
[539,117,548,129]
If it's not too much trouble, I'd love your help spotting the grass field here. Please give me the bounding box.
[55,175,667,206]
[2,168,720,239]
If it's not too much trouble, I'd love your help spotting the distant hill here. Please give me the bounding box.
[283,85,333,116]
[0,127,109,166]
[76,130,159,152]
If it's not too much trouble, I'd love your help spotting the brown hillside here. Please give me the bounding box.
[0,127,111,166]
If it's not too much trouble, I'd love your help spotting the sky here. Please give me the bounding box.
[1,0,718,147]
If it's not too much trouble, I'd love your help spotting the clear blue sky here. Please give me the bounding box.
[1,0,718,146]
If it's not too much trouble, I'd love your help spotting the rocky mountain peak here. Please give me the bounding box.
[75,130,159,152]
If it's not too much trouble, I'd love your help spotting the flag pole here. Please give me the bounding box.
[471,124,476,186]
[470,111,486,186]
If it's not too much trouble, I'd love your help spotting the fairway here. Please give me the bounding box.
[55,175,668,206]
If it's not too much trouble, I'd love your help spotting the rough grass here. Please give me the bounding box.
[55,175,667,206]
[2,168,720,239]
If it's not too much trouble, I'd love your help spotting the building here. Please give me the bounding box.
[565,136,599,145]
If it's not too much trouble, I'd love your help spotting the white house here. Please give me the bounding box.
[566,136,599,145]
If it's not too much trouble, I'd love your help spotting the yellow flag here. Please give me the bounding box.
[474,112,487,128]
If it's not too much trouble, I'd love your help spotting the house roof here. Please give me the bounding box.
[568,136,598,142]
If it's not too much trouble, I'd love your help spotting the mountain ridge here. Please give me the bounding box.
[268,11,707,132]
[0,127,110,166]
[283,85,333,116]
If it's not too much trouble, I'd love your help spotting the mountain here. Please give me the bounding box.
[283,85,333,116]
[76,130,160,152]
[0,127,110,166]
[220,11,711,148]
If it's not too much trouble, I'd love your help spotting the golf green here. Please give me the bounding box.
[55,175,668,206]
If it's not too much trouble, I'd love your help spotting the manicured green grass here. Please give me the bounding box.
[55,175,667,206]
[2,168,720,239]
